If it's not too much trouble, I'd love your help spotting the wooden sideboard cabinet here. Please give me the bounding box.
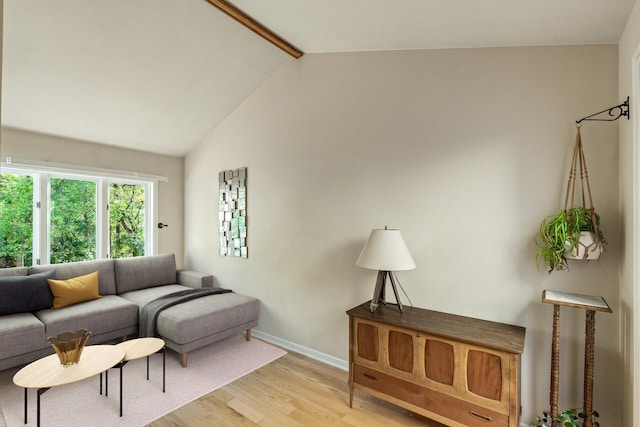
[347,301,526,427]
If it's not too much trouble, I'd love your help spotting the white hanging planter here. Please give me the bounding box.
[564,231,602,261]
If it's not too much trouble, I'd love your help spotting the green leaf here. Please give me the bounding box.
[535,206,606,272]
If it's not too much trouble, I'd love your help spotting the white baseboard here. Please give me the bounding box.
[252,329,349,372]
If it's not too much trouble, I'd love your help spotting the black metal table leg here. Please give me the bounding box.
[144,346,166,392]
[36,389,40,427]
[108,360,127,417]
[23,388,27,425]
[162,347,166,393]
[36,388,49,427]
[119,363,123,417]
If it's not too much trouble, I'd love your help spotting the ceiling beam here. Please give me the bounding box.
[203,0,304,59]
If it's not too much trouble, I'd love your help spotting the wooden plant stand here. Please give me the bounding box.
[542,290,612,427]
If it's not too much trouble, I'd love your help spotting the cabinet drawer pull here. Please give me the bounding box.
[469,411,492,422]
[362,373,377,381]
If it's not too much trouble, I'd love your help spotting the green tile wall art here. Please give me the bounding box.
[218,167,247,258]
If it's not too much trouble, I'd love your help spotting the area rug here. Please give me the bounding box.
[0,334,286,426]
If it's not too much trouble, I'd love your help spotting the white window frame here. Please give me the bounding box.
[0,161,162,264]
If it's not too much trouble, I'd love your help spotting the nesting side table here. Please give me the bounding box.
[542,290,612,427]
[103,337,166,417]
[13,345,125,427]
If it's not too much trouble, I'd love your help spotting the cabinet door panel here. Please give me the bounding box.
[388,330,413,373]
[467,350,502,401]
[424,339,455,385]
[356,322,379,362]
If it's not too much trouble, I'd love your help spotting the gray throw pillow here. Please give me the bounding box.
[0,270,56,315]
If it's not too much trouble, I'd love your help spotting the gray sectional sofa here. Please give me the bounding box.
[0,253,260,370]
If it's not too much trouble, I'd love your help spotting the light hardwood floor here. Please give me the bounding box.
[147,349,446,426]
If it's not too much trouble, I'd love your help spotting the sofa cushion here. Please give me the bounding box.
[47,271,101,308]
[0,312,47,359]
[35,295,138,338]
[0,266,28,277]
[115,253,177,294]
[0,270,55,315]
[30,259,117,296]
[119,284,192,311]
[157,292,260,345]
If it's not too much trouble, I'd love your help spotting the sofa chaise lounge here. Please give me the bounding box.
[0,253,260,370]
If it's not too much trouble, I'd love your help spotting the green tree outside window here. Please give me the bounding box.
[50,178,97,264]
[0,173,33,267]
[1,173,147,267]
[109,183,145,259]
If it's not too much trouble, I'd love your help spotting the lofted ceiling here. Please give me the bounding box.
[2,0,637,157]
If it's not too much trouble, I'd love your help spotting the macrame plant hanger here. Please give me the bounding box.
[563,127,602,258]
[563,96,630,256]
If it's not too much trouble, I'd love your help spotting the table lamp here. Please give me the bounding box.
[356,226,416,313]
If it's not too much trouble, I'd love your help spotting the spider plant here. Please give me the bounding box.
[535,206,606,273]
[531,409,600,427]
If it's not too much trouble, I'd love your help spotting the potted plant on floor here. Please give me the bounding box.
[531,408,600,427]
[535,127,606,273]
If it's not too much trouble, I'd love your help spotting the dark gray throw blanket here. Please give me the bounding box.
[139,288,233,337]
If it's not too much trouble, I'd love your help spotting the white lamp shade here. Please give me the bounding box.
[356,228,416,271]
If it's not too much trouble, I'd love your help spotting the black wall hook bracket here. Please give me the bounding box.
[576,96,630,125]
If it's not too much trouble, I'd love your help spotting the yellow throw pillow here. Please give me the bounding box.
[47,271,101,309]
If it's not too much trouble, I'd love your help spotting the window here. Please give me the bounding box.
[49,177,97,264]
[109,182,146,259]
[0,163,158,267]
[0,173,34,267]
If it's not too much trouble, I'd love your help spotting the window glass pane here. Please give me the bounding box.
[109,183,145,258]
[50,178,97,263]
[0,173,34,267]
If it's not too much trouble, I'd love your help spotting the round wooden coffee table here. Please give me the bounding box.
[116,337,165,364]
[112,337,166,416]
[13,345,125,427]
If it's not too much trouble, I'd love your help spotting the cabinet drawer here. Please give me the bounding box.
[353,364,508,427]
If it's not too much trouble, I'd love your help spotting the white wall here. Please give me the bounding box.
[185,45,620,424]
[0,127,185,266]
[618,1,640,425]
